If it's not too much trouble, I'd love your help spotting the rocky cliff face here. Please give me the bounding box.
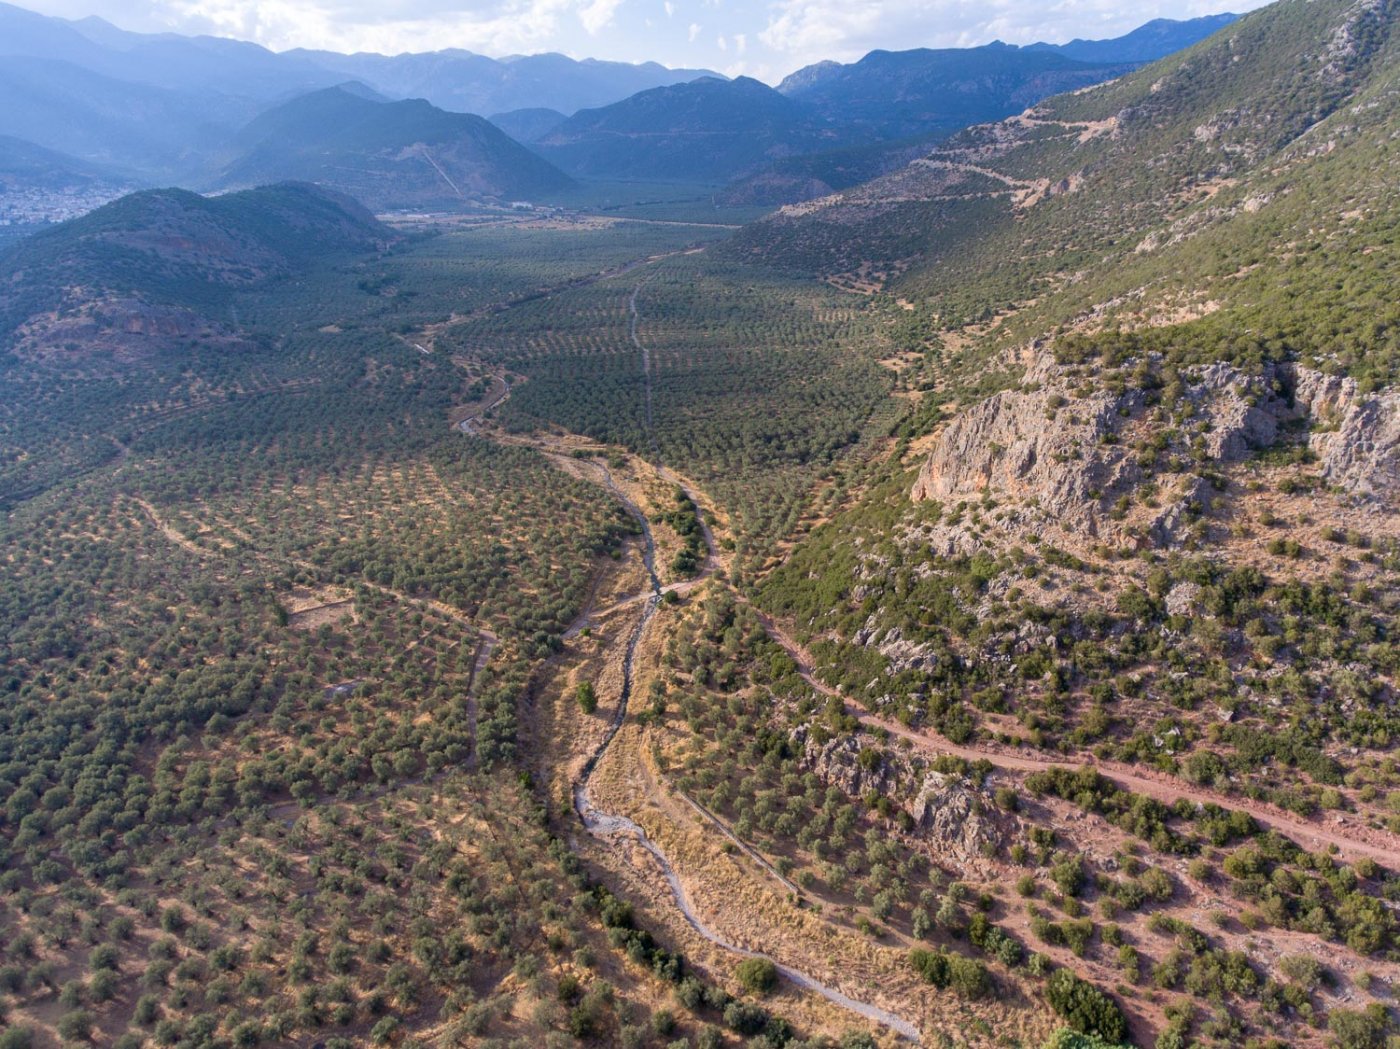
[911,356,1397,546]
[910,359,1140,537]
[792,725,1004,860]
[1295,368,1400,497]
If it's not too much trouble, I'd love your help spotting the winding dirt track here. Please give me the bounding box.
[516,427,1400,872]
[559,452,923,1043]
[750,612,1400,870]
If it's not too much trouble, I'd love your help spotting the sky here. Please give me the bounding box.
[23,0,1270,82]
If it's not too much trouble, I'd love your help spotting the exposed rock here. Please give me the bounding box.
[792,725,1003,860]
[875,625,941,674]
[1293,366,1400,500]
[793,727,898,799]
[1146,474,1211,547]
[910,368,1135,535]
[1165,581,1206,618]
[910,356,1301,541]
[910,772,1003,856]
[1188,362,1282,458]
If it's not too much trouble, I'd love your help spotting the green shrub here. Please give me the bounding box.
[1045,969,1128,1044]
[735,957,778,995]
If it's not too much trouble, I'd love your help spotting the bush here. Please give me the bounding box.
[909,948,990,998]
[735,957,778,995]
[56,1010,93,1042]
[1042,1030,1130,1049]
[722,1000,768,1035]
[1045,969,1128,1044]
[910,948,949,988]
[1328,1004,1389,1049]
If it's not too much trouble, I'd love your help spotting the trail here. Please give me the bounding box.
[455,366,1400,876]
[480,436,926,1036]
[565,461,922,1043]
[132,495,502,765]
[909,159,1039,189]
[750,610,1400,870]
[456,374,513,434]
[671,787,803,897]
[415,147,466,200]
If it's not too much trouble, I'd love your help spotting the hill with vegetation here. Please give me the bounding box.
[0,135,130,191]
[2,181,388,303]
[724,6,1400,1044]
[726,17,1237,205]
[215,87,574,210]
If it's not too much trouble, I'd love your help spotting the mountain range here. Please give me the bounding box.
[0,0,1240,203]
[531,16,1238,190]
[0,0,715,183]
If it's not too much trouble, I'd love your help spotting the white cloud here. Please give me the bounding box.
[578,0,623,35]
[756,0,1266,71]
[22,0,1274,81]
[159,0,587,54]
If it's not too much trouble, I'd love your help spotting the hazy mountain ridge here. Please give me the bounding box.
[777,44,1137,140]
[0,55,252,180]
[0,0,716,185]
[0,0,1242,206]
[489,107,569,144]
[286,47,721,117]
[533,75,846,182]
[214,87,574,209]
[1025,13,1240,62]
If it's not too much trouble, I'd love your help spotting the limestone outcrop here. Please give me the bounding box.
[909,356,1400,544]
[793,726,1003,859]
[1294,367,1400,498]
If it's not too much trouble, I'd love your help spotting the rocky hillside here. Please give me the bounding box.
[758,0,1400,854]
[734,0,1399,348]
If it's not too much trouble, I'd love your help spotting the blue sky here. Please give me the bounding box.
[25,0,1270,82]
